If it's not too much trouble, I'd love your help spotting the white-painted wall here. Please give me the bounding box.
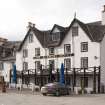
[43,22,100,69]
[16,51,23,71]
[16,31,45,71]
[72,23,100,68]
[100,34,105,86]
[16,23,101,89]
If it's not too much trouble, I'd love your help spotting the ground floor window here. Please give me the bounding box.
[35,61,40,72]
[49,60,55,70]
[80,77,88,87]
[23,62,28,70]
[65,76,71,85]
[81,57,88,68]
[64,58,71,70]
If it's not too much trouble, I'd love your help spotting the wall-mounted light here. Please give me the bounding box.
[94,56,98,60]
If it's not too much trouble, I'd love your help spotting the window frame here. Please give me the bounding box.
[23,49,28,58]
[81,57,88,68]
[23,62,28,70]
[29,33,33,43]
[35,61,40,72]
[81,42,88,52]
[49,47,54,55]
[64,44,71,54]
[64,58,71,70]
[35,48,40,56]
[52,32,60,41]
[49,60,55,70]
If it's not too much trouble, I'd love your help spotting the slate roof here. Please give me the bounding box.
[1,56,16,61]
[86,21,102,26]
[86,24,105,42]
[18,18,105,51]
[51,24,69,33]
[0,41,21,61]
[2,41,21,49]
[18,27,50,50]
[18,25,69,50]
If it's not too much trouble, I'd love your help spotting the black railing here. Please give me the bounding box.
[10,66,101,93]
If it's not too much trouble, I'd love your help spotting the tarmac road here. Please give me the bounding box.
[0,92,105,105]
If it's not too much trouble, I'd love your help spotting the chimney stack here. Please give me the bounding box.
[28,22,32,27]
[102,5,105,25]
[27,22,33,31]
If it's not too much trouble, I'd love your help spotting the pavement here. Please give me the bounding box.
[0,89,105,105]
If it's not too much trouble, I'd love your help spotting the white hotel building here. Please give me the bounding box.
[15,5,105,93]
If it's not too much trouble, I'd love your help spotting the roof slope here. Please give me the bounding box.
[18,18,105,51]
[68,18,105,42]
[18,25,68,50]
[51,24,69,33]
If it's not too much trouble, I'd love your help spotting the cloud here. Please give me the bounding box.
[0,0,105,40]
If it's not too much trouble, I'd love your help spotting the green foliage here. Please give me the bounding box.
[78,89,87,94]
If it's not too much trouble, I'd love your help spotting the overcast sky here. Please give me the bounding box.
[0,0,105,41]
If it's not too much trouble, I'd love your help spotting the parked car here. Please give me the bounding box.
[41,82,71,96]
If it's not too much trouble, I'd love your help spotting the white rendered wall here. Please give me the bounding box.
[100,34,105,86]
[72,23,100,68]
[15,23,101,90]
[16,31,45,71]
[16,51,23,71]
[47,22,100,69]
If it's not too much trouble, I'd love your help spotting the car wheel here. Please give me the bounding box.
[55,91,60,96]
[42,93,47,96]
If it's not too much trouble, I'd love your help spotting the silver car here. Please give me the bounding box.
[41,82,71,96]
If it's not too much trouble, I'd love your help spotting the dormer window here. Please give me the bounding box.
[29,33,33,43]
[49,47,54,55]
[64,44,71,54]
[72,26,78,36]
[52,32,60,41]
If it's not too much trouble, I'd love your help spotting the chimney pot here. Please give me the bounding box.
[33,24,35,27]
